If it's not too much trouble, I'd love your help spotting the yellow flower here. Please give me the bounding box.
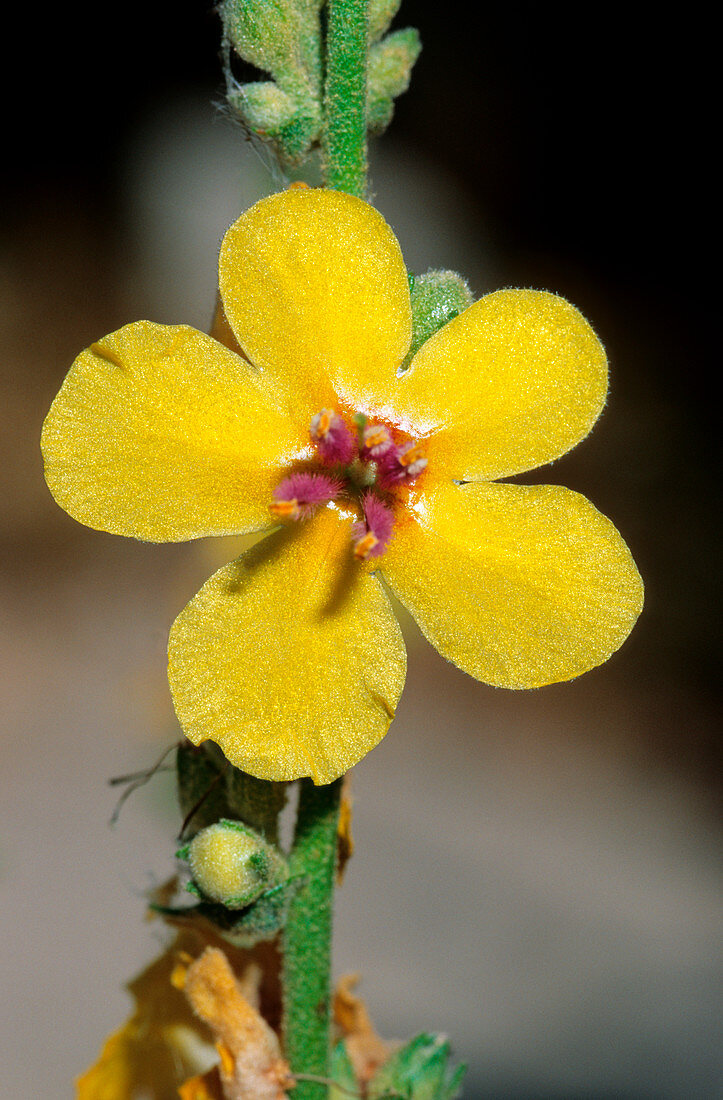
[41,188,643,785]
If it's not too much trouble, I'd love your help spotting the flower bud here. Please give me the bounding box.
[368,0,402,43]
[182,820,288,910]
[220,0,323,163]
[367,28,422,135]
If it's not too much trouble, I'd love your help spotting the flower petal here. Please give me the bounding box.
[168,506,406,784]
[41,322,307,541]
[381,481,643,688]
[219,189,412,427]
[392,289,608,481]
[75,932,216,1100]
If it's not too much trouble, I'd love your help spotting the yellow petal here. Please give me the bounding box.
[168,506,406,784]
[381,481,643,688]
[392,289,608,481]
[218,189,412,427]
[179,1067,225,1099]
[42,322,307,541]
[75,935,216,1100]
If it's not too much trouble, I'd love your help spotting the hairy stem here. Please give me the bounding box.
[282,778,343,1098]
[322,0,369,196]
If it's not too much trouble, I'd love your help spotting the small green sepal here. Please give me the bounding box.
[176,741,229,834]
[199,876,306,948]
[176,740,287,844]
[405,269,474,366]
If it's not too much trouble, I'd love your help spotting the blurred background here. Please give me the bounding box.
[1,2,720,1097]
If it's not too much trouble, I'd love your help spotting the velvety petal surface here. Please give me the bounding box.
[41,322,307,541]
[219,188,412,427]
[392,289,608,481]
[381,481,643,688]
[168,506,406,784]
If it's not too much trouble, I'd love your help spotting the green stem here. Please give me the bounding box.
[282,778,343,1098]
[322,0,369,196]
[281,8,366,1093]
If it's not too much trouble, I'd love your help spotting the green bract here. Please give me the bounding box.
[368,1033,467,1100]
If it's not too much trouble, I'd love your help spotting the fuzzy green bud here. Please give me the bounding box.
[405,269,474,365]
[368,0,402,43]
[183,819,288,910]
[367,27,421,135]
[221,0,304,74]
[233,82,298,133]
[220,0,323,163]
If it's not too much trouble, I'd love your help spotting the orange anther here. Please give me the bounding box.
[399,442,425,467]
[270,499,300,520]
[353,532,379,559]
[215,1040,235,1077]
[364,426,389,448]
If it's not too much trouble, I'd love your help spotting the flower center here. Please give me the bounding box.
[270,408,427,559]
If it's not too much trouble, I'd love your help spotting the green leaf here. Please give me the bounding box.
[368,1033,466,1100]
[330,1041,359,1100]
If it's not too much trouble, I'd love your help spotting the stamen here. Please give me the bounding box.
[310,409,358,465]
[269,498,300,520]
[362,422,394,458]
[271,472,342,521]
[398,441,425,467]
[378,439,427,485]
[353,532,379,559]
[352,492,395,559]
[311,409,332,439]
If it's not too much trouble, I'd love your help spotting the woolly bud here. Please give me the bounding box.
[368,0,403,42]
[220,0,323,162]
[367,27,422,135]
[182,820,288,910]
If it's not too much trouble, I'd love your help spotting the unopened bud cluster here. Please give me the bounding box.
[220,0,420,165]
